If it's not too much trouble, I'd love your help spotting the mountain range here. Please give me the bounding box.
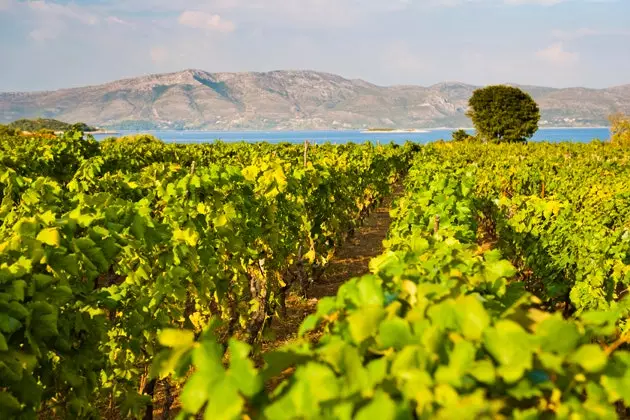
[1,69,628,130]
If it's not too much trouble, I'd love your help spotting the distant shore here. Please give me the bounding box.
[427,126,609,131]
[100,126,610,133]
[86,130,120,135]
[360,129,430,134]
[537,126,609,130]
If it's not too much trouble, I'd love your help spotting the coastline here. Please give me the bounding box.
[86,130,120,135]
[101,126,610,134]
[426,126,609,131]
[360,129,430,134]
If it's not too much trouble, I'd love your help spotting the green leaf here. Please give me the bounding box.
[228,339,262,397]
[355,391,396,420]
[298,314,320,337]
[213,214,228,228]
[468,360,496,385]
[455,295,490,341]
[435,340,476,387]
[347,305,385,344]
[601,353,630,405]
[355,276,384,307]
[294,363,340,402]
[0,391,21,413]
[536,315,581,355]
[484,320,534,383]
[159,329,195,348]
[378,318,412,350]
[193,340,224,376]
[0,332,8,351]
[36,228,61,246]
[204,378,243,420]
[569,344,608,373]
[180,373,212,414]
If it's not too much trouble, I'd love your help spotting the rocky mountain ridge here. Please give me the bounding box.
[1,69,628,129]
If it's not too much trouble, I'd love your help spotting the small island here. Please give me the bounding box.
[361,128,430,133]
[0,118,118,135]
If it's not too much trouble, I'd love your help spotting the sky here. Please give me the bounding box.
[0,0,629,91]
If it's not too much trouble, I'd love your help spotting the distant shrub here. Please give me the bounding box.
[37,128,56,135]
[610,113,630,147]
[451,129,473,142]
[114,134,163,144]
[0,124,16,136]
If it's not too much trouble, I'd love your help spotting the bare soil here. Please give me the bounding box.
[261,195,397,352]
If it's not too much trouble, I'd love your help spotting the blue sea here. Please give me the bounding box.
[92,128,610,144]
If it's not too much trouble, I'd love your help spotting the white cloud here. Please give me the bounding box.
[106,16,131,26]
[178,11,235,32]
[27,1,98,25]
[22,1,99,42]
[536,42,579,65]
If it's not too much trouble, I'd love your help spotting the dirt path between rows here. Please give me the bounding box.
[262,192,399,352]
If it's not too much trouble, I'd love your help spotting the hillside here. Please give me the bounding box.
[1,70,628,129]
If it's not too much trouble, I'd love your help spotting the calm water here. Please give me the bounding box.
[93,128,610,144]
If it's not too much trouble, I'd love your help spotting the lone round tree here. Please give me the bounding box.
[467,85,540,143]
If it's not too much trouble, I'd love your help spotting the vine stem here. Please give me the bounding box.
[604,332,630,356]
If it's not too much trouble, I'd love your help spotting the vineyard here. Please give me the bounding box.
[1,131,629,419]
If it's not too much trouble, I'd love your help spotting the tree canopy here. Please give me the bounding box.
[467,85,540,143]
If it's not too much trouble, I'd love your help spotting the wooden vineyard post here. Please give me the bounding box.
[434,215,440,235]
[304,139,309,167]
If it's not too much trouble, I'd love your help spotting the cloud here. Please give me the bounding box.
[27,1,98,25]
[106,16,132,26]
[178,10,235,32]
[552,27,630,40]
[22,1,99,41]
[536,42,579,65]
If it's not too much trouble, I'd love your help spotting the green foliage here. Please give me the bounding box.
[451,129,473,142]
[418,142,630,318]
[2,128,630,418]
[0,124,17,136]
[7,118,96,133]
[0,129,413,418]
[610,113,630,147]
[155,150,630,419]
[467,85,540,143]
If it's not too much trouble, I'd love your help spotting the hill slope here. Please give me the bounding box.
[1,70,628,129]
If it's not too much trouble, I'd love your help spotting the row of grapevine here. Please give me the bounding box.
[414,142,630,317]
[0,132,415,418]
[156,148,630,419]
